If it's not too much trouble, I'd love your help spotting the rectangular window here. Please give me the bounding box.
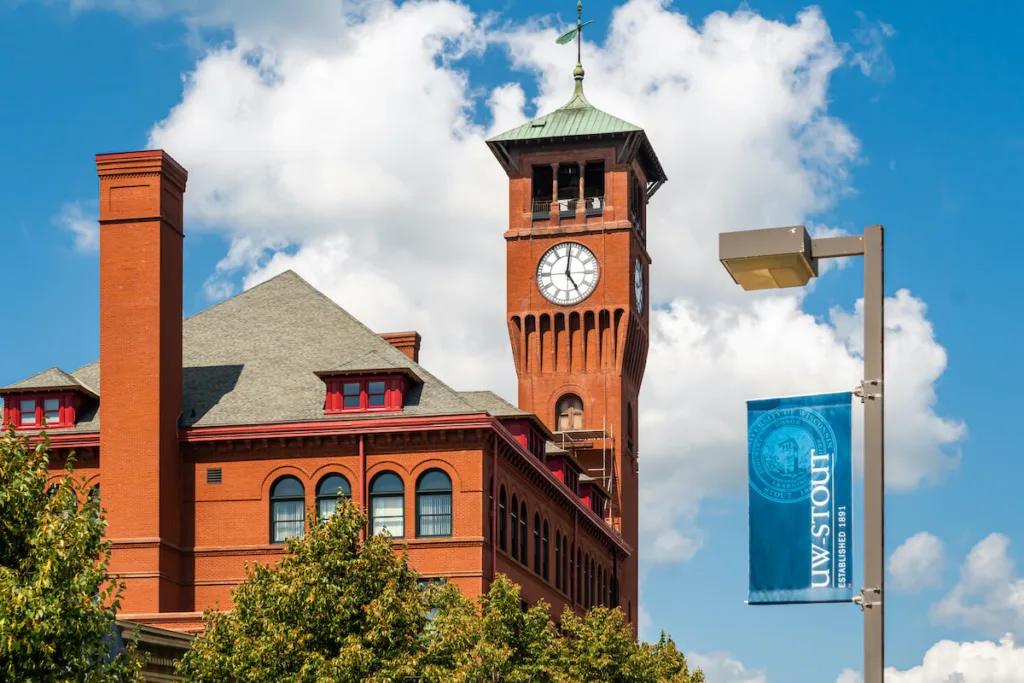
[43,398,60,425]
[583,161,605,216]
[371,496,404,537]
[557,163,580,218]
[19,399,36,425]
[368,381,386,408]
[532,165,554,219]
[343,382,361,408]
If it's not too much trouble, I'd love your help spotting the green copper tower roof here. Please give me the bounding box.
[486,2,666,187]
[487,80,643,143]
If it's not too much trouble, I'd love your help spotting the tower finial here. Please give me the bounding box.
[556,0,595,96]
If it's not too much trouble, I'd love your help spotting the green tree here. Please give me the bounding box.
[0,425,141,682]
[422,577,704,682]
[176,497,427,682]
[178,494,703,683]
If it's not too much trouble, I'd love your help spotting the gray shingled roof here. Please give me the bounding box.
[6,271,489,433]
[458,391,527,418]
[0,367,97,398]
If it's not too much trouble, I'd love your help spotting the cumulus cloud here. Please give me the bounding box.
[55,201,98,252]
[52,0,964,564]
[933,534,1024,637]
[688,651,766,683]
[836,636,1024,682]
[889,532,945,591]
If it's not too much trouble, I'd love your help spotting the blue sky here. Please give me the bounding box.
[2,0,1022,680]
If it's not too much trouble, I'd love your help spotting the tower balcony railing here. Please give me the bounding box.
[531,196,605,221]
[532,199,552,220]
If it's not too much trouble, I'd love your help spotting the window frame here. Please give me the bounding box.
[499,486,507,551]
[416,469,453,539]
[3,392,78,430]
[323,375,407,414]
[369,471,405,538]
[542,521,550,581]
[533,513,541,574]
[519,500,528,565]
[315,473,351,523]
[270,475,306,545]
[555,393,584,432]
[510,495,519,560]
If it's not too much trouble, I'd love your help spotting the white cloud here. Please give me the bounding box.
[55,201,98,252]
[849,11,896,82]
[688,651,766,683]
[66,0,963,564]
[933,534,1024,637]
[889,532,945,592]
[837,636,1024,683]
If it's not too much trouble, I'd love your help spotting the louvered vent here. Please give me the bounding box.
[206,468,223,484]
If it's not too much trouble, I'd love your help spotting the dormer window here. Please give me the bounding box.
[3,393,78,430]
[321,374,409,415]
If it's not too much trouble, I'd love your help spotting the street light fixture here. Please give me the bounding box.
[719,224,885,683]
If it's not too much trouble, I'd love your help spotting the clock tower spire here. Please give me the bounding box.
[486,7,667,633]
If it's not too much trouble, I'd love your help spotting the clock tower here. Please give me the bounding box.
[486,21,666,631]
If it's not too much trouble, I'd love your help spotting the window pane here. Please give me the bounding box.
[318,496,338,521]
[372,494,404,537]
[343,382,360,395]
[272,500,304,543]
[368,381,386,407]
[417,492,452,537]
[371,472,403,493]
[20,399,37,424]
[271,477,304,498]
[417,470,451,492]
[318,474,350,498]
[43,398,60,424]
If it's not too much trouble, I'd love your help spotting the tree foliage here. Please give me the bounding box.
[0,425,141,682]
[179,496,703,682]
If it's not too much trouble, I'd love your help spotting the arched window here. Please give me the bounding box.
[556,394,584,431]
[533,513,541,574]
[604,567,609,606]
[584,554,590,608]
[270,476,305,544]
[510,495,519,560]
[591,558,596,609]
[519,501,528,564]
[499,487,507,550]
[90,485,100,523]
[542,521,549,581]
[576,548,582,603]
[555,531,562,589]
[626,403,635,453]
[563,537,569,595]
[316,473,351,522]
[369,472,404,538]
[416,469,452,538]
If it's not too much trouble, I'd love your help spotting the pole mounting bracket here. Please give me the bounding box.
[853,379,883,403]
[852,587,883,611]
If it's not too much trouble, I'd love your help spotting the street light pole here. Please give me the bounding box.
[861,225,885,683]
[718,225,885,683]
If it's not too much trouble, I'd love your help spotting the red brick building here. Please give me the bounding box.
[2,69,664,635]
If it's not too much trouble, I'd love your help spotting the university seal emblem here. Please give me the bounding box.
[748,406,837,503]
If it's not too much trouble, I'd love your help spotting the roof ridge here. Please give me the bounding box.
[183,270,304,323]
[251,272,482,414]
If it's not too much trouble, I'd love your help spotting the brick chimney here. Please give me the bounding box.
[381,331,422,363]
[97,150,187,614]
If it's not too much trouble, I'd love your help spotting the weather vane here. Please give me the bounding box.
[556,0,594,73]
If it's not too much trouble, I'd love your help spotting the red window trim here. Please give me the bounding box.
[323,375,407,415]
[2,392,79,430]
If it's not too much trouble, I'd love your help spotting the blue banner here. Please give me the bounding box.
[747,392,853,604]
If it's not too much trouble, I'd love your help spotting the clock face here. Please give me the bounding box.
[536,242,599,305]
[634,257,644,312]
